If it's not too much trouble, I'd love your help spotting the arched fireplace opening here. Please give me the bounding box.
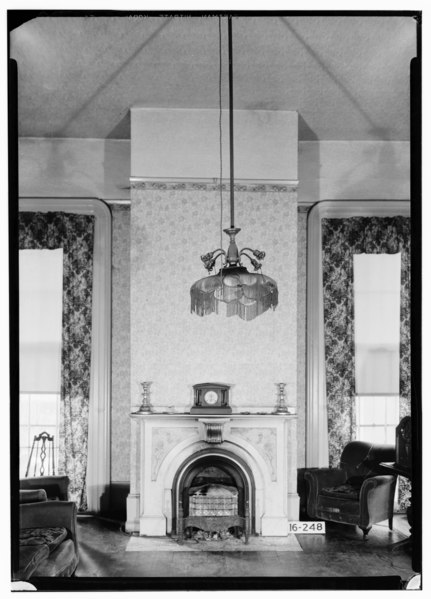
[173,450,254,543]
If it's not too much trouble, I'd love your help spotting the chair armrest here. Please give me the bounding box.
[359,475,398,527]
[304,468,347,490]
[19,501,78,555]
[20,476,69,501]
[19,489,48,504]
[304,469,347,517]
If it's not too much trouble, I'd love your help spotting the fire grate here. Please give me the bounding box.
[178,483,248,544]
[189,495,238,517]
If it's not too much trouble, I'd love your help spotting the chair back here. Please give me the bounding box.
[396,416,412,469]
[340,441,396,480]
[25,431,55,477]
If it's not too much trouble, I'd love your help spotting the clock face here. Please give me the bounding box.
[204,390,219,405]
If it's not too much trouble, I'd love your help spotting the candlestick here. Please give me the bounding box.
[276,382,288,413]
[138,381,153,413]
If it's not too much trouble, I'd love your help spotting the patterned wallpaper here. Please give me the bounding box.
[130,187,298,412]
[110,205,131,482]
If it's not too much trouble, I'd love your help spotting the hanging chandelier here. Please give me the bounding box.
[190,16,279,322]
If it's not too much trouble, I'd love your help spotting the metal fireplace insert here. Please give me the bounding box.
[176,456,250,543]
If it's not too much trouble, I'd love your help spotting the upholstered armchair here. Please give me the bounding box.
[20,475,69,501]
[304,441,397,539]
[16,499,79,579]
[14,476,78,580]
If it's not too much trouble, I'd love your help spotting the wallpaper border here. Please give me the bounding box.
[130,178,298,193]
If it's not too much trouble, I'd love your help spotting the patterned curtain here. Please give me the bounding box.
[19,212,95,510]
[321,216,411,469]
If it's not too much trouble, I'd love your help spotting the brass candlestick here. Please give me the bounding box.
[138,381,153,413]
[276,383,288,413]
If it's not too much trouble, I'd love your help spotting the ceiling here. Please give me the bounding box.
[10,14,417,141]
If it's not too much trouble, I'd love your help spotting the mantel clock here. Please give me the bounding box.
[190,383,232,414]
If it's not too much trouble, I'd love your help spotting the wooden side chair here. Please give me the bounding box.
[25,431,55,478]
[21,431,69,501]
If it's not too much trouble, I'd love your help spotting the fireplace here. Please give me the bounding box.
[126,411,299,537]
[174,452,252,542]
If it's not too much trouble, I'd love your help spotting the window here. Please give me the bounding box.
[354,253,401,445]
[19,199,111,512]
[19,248,63,478]
[306,201,410,467]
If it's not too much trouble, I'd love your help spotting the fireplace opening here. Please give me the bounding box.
[173,453,253,543]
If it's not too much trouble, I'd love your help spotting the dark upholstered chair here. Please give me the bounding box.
[304,441,397,539]
[20,475,69,501]
[16,500,79,579]
[14,476,78,580]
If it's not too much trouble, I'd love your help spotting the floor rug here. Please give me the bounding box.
[126,534,302,552]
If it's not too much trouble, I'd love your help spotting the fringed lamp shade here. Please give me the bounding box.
[191,267,278,321]
[191,225,278,321]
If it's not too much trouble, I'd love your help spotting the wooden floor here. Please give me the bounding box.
[71,514,417,590]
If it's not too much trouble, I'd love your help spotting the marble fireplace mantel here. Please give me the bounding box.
[126,411,300,537]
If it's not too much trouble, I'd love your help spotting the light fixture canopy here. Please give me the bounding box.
[190,16,279,321]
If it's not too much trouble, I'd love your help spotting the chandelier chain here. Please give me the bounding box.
[218,16,223,257]
[228,15,235,228]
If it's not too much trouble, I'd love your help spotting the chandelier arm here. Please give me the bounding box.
[211,250,227,263]
[240,247,266,260]
[208,248,226,257]
[239,252,262,271]
[201,248,226,261]
[240,249,265,261]
[202,250,226,272]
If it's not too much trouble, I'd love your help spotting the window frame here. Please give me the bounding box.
[19,391,61,478]
[19,198,112,512]
[306,200,410,467]
[355,393,400,445]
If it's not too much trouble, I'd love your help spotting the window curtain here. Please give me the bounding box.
[19,212,95,510]
[321,216,410,469]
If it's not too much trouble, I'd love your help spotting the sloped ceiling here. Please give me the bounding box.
[10,14,417,141]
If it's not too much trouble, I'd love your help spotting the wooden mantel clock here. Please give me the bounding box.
[190,383,232,414]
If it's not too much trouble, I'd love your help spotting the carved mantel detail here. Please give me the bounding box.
[198,418,230,444]
[151,427,197,480]
[231,427,277,481]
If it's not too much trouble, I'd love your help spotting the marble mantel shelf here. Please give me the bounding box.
[130,411,297,419]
